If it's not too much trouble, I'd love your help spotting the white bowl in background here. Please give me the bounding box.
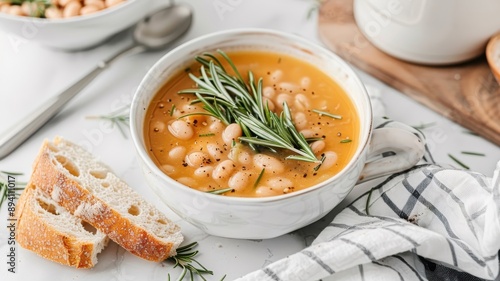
[0,0,153,50]
[130,29,425,239]
[354,0,500,65]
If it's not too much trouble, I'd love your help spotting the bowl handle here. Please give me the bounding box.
[358,126,425,182]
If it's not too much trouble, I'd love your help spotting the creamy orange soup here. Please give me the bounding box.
[144,51,359,197]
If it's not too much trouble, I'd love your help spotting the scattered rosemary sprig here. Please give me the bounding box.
[448,154,470,170]
[463,130,479,136]
[206,188,233,195]
[170,104,176,116]
[199,133,215,137]
[461,151,485,157]
[179,50,322,165]
[165,242,225,281]
[340,139,352,143]
[86,106,130,139]
[312,109,342,120]
[254,168,265,188]
[412,122,436,130]
[306,0,325,19]
[0,171,26,209]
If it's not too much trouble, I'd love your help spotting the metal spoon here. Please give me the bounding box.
[0,4,193,159]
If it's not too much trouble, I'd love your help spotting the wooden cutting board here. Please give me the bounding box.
[318,0,500,146]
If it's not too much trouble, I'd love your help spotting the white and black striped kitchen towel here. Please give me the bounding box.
[236,87,500,281]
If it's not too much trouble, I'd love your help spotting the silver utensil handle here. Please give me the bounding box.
[0,44,145,159]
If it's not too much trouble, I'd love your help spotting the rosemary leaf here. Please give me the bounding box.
[340,139,352,143]
[254,168,265,188]
[312,109,342,120]
[461,151,485,157]
[170,104,176,116]
[199,133,215,137]
[448,154,470,170]
[412,122,436,130]
[206,188,233,195]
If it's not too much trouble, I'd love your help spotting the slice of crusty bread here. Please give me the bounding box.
[15,183,108,268]
[29,137,183,262]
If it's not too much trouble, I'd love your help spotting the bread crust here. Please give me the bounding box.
[15,185,104,268]
[30,139,182,262]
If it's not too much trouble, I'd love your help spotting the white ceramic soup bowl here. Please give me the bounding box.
[130,29,424,239]
[0,0,152,50]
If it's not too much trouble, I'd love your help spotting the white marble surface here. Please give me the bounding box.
[1,0,499,280]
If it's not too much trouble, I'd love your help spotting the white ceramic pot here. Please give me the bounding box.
[0,0,153,50]
[130,29,425,239]
[354,0,500,65]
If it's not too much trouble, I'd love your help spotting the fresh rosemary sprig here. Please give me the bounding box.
[179,50,322,164]
[166,242,225,281]
[86,106,130,139]
[0,171,26,209]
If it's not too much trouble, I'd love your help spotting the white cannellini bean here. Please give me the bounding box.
[8,5,23,15]
[276,93,293,109]
[168,120,194,140]
[194,166,214,178]
[228,172,250,191]
[161,165,176,175]
[294,93,310,111]
[0,4,11,14]
[84,0,105,9]
[185,152,210,167]
[63,1,81,18]
[270,70,283,81]
[263,86,275,98]
[44,6,63,18]
[168,146,186,161]
[207,144,224,160]
[310,140,326,154]
[253,154,285,174]
[300,129,318,139]
[278,82,300,93]
[255,186,281,197]
[237,151,252,165]
[212,160,235,180]
[80,4,100,15]
[265,177,293,189]
[209,120,224,133]
[177,177,197,187]
[105,0,124,7]
[319,151,338,171]
[58,0,73,7]
[153,121,166,133]
[300,77,311,89]
[293,112,308,130]
[222,123,242,145]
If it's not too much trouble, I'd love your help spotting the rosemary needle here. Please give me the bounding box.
[312,109,342,120]
[448,154,470,170]
[206,188,233,195]
[254,168,265,188]
[340,139,352,143]
[461,151,485,157]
